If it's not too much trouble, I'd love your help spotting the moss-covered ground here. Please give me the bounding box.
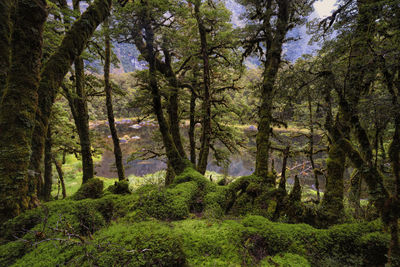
[1,167,393,266]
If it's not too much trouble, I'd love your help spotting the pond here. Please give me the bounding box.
[93,119,328,190]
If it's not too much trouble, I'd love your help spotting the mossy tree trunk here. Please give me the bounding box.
[194,0,211,175]
[104,18,125,181]
[0,0,47,223]
[43,125,53,201]
[68,1,94,184]
[321,138,345,223]
[189,88,197,165]
[348,170,362,217]
[53,155,66,199]
[307,94,320,202]
[29,0,112,191]
[130,16,189,174]
[255,0,290,186]
[0,0,13,100]
[384,64,400,263]
[141,5,187,175]
[320,76,347,225]
[161,46,187,159]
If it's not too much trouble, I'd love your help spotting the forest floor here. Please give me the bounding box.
[0,162,390,266]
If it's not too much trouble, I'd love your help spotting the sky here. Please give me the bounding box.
[314,0,337,18]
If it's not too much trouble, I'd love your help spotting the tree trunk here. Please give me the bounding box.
[194,0,211,175]
[104,18,125,181]
[165,160,175,186]
[386,66,400,264]
[43,125,53,201]
[278,146,290,192]
[321,138,345,224]
[142,8,187,175]
[0,0,13,100]
[29,0,112,193]
[308,94,320,202]
[348,169,362,217]
[161,46,187,159]
[189,90,197,165]
[0,0,47,223]
[53,155,66,199]
[74,58,94,184]
[255,0,290,186]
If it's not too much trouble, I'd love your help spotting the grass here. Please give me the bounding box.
[51,154,117,198]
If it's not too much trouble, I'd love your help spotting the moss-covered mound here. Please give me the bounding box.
[0,168,391,266]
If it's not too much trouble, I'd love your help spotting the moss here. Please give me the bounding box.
[204,186,229,218]
[72,178,103,200]
[0,240,29,267]
[227,174,278,217]
[172,219,246,266]
[107,180,131,195]
[241,215,388,266]
[358,232,390,266]
[133,181,198,220]
[260,253,311,267]
[90,222,186,266]
[172,167,209,189]
[320,142,346,226]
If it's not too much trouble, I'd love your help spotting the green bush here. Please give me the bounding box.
[72,178,104,200]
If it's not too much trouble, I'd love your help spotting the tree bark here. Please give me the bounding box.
[0,0,47,223]
[29,0,112,191]
[189,89,197,165]
[0,0,13,100]
[43,125,53,201]
[73,55,94,184]
[104,18,125,181]
[161,46,187,159]
[141,6,187,175]
[194,0,211,175]
[53,155,66,199]
[255,0,290,186]
[308,94,320,202]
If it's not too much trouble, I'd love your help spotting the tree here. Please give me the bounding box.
[238,0,315,185]
[104,17,126,181]
[0,0,112,222]
[0,0,47,223]
[29,0,112,193]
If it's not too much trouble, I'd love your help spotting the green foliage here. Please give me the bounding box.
[72,178,104,200]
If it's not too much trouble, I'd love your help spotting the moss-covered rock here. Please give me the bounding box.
[133,181,198,220]
[72,178,104,200]
[226,174,278,217]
